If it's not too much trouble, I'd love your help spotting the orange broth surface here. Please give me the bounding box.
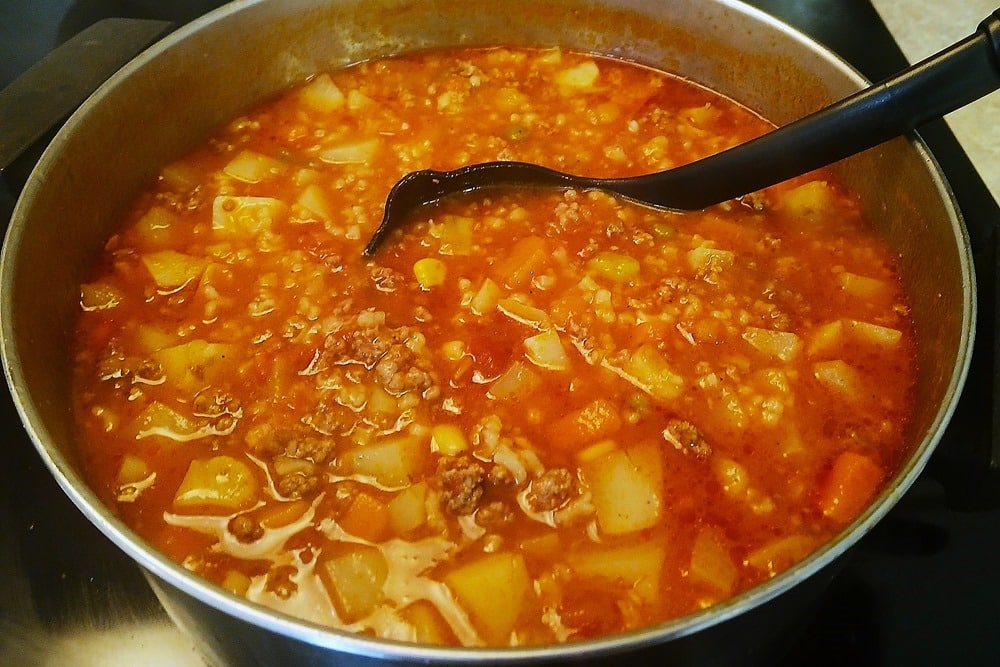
[71,47,916,646]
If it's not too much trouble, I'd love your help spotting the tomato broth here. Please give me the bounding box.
[71,47,916,646]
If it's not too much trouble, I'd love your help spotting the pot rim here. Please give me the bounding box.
[0,0,976,661]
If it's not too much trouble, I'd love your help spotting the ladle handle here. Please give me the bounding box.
[616,9,1000,209]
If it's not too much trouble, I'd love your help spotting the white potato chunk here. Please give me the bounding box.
[301,73,346,112]
[814,359,863,399]
[223,150,285,183]
[140,250,207,290]
[318,138,380,164]
[555,60,600,90]
[567,541,666,603]
[523,330,571,371]
[584,442,663,535]
[212,196,287,237]
[742,327,801,362]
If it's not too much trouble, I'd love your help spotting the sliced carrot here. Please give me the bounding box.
[817,451,884,524]
[491,235,549,289]
[339,491,390,542]
[549,398,622,450]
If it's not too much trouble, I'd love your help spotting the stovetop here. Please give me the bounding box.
[1,1,999,665]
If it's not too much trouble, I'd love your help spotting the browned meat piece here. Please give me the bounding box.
[318,315,440,398]
[245,424,335,464]
[265,564,298,599]
[437,455,486,515]
[282,435,334,464]
[662,419,711,459]
[369,265,403,292]
[475,500,514,528]
[486,463,517,492]
[192,388,242,417]
[277,473,320,499]
[525,468,575,512]
[228,515,264,543]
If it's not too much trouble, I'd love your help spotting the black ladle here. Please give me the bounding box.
[364,9,1000,256]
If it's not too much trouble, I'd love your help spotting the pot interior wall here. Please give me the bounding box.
[1,0,972,659]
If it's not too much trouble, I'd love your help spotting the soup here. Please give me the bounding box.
[71,47,915,646]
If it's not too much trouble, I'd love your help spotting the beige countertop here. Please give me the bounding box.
[872,0,999,204]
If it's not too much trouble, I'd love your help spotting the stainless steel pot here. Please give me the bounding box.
[0,0,975,664]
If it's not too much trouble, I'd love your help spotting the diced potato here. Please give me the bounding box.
[347,89,373,111]
[470,278,501,315]
[742,327,801,362]
[134,325,175,353]
[341,435,426,487]
[317,545,388,623]
[141,250,207,290]
[519,532,562,558]
[838,272,891,303]
[80,282,123,311]
[301,73,346,112]
[387,482,428,535]
[117,454,151,485]
[497,297,551,330]
[159,160,201,193]
[444,552,531,644]
[297,183,335,221]
[584,442,663,535]
[136,401,206,441]
[400,600,456,645]
[133,206,178,247]
[431,215,474,256]
[780,180,833,219]
[223,150,285,183]
[813,360,862,399]
[846,320,902,348]
[690,528,738,596]
[567,541,666,603]
[212,196,287,237]
[745,534,818,575]
[367,386,398,414]
[683,103,721,126]
[430,424,468,456]
[687,246,735,273]
[152,339,238,393]
[413,257,447,289]
[587,251,640,283]
[173,455,258,513]
[555,60,600,90]
[622,344,684,400]
[807,320,845,357]
[487,360,542,400]
[318,138,380,164]
[523,329,571,371]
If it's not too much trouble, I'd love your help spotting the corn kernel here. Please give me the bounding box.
[430,424,469,456]
[413,257,446,289]
[441,340,466,361]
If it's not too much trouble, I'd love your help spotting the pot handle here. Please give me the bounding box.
[0,18,173,175]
